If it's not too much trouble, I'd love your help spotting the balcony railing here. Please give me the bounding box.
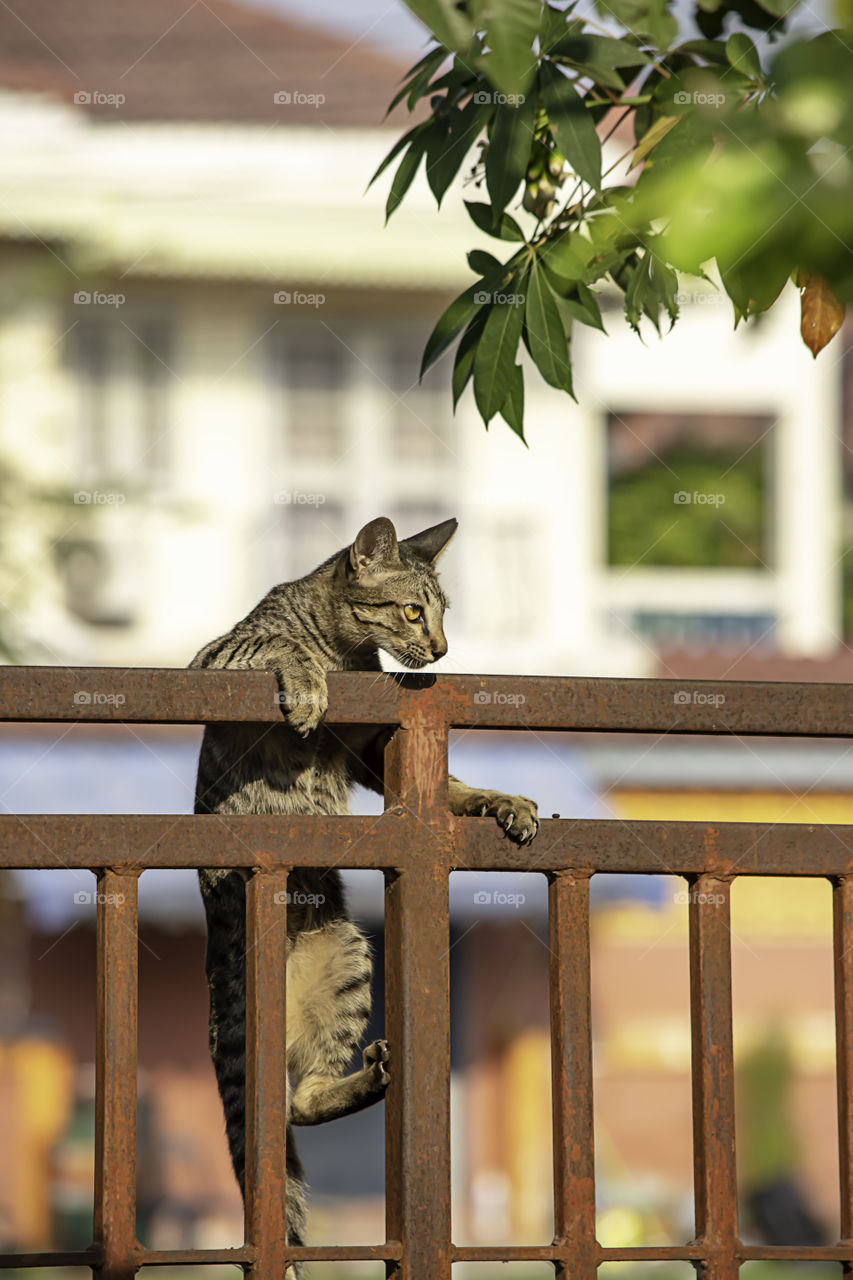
[0,667,851,1279]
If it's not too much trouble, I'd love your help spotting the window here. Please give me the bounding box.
[279,501,347,580]
[266,316,458,599]
[385,503,449,556]
[278,332,348,462]
[606,411,774,570]
[68,312,172,490]
[383,334,452,465]
[609,610,778,648]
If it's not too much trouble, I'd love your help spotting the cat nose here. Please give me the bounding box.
[431,638,448,660]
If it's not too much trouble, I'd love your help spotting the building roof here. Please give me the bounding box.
[656,646,853,683]
[0,0,410,124]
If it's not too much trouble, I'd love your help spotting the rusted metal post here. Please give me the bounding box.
[93,870,139,1280]
[834,876,853,1263]
[6,670,853,1275]
[549,871,597,1279]
[245,869,290,1278]
[384,713,452,1279]
[688,874,739,1280]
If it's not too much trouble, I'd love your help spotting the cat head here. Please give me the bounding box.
[339,516,457,668]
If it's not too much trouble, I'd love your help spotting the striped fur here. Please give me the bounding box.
[189,516,539,1266]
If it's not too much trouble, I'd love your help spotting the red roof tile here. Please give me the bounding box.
[0,0,412,123]
[656,645,853,683]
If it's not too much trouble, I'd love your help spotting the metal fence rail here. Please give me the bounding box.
[0,667,851,1279]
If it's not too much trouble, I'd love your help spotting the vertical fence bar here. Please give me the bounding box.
[834,876,853,1257]
[245,869,290,1279]
[688,874,738,1280]
[93,870,139,1280]
[549,871,597,1280]
[384,715,452,1279]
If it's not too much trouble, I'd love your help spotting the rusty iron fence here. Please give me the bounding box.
[1,666,853,1278]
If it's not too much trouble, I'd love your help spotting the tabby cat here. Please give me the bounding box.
[190,516,539,1273]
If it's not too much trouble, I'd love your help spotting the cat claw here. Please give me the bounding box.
[364,1039,391,1090]
[363,1038,390,1067]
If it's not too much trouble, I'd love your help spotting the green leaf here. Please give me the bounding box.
[673,38,729,63]
[468,249,504,274]
[630,114,679,169]
[636,105,713,182]
[566,62,626,91]
[556,281,606,331]
[473,279,528,421]
[726,32,762,78]
[540,232,597,283]
[386,137,429,220]
[550,34,651,68]
[540,5,583,51]
[452,312,487,408]
[385,46,448,116]
[718,250,793,317]
[540,61,602,189]
[753,0,801,18]
[500,364,526,439]
[368,120,431,190]
[400,0,473,49]
[525,262,574,391]
[426,98,490,205]
[464,201,526,240]
[551,291,575,342]
[648,253,679,330]
[598,0,677,48]
[485,94,537,212]
[623,252,651,334]
[426,56,482,97]
[421,282,484,377]
[471,0,542,98]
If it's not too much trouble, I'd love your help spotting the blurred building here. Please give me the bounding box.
[0,0,843,676]
[0,0,848,1261]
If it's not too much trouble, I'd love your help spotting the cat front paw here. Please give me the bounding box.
[474,792,539,845]
[363,1039,391,1091]
[275,671,328,736]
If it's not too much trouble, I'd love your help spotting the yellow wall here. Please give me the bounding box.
[600,787,845,941]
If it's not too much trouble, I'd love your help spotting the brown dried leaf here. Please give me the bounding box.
[799,271,845,358]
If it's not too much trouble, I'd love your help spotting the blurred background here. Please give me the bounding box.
[0,0,850,1277]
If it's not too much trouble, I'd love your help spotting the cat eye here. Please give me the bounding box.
[404,604,422,622]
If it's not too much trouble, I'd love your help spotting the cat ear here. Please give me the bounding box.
[399,517,458,565]
[349,517,400,578]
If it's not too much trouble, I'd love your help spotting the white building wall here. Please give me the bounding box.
[0,92,843,675]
